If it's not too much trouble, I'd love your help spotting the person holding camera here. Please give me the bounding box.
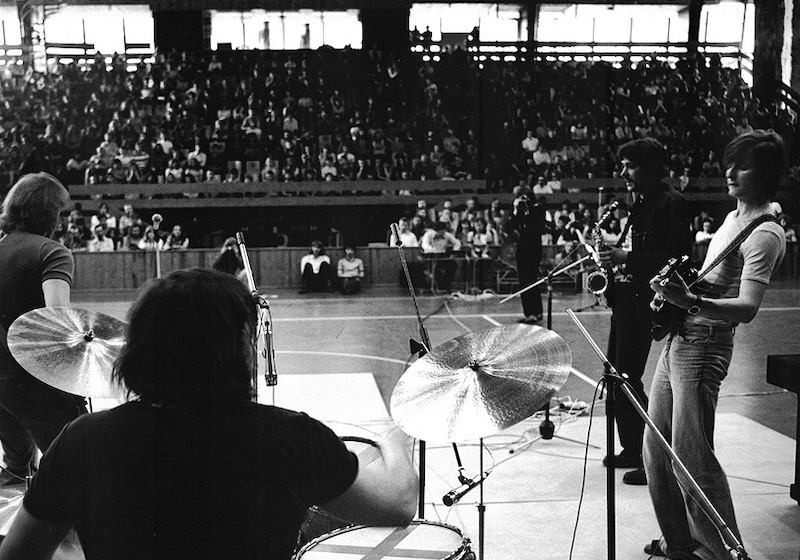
[508,185,547,324]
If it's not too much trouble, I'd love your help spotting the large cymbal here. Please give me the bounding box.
[8,306,127,398]
[390,324,571,442]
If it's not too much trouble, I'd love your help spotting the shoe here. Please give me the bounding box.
[298,289,307,294]
[622,467,647,485]
[518,315,542,324]
[644,539,667,557]
[602,452,642,469]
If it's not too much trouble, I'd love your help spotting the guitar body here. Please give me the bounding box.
[650,256,699,341]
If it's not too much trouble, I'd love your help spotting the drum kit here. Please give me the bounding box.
[3,305,575,560]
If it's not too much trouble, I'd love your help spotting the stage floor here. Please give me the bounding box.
[2,281,797,559]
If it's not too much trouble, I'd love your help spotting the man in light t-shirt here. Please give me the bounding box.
[337,247,364,295]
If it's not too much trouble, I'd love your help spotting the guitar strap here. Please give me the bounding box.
[615,217,633,249]
[687,214,779,290]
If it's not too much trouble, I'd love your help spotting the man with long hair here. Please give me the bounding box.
[643,130,787,560]
[599,138,691,485]
[0,268,418,560]
[0,172,87,487]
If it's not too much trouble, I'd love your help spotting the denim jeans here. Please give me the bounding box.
[643,321,739,560]
[0,350,87,472]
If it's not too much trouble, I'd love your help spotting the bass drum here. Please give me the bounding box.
[294,520,474,560]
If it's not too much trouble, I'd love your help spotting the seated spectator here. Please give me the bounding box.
[389,217,418,247]
[87,224,115,252]
[138,227,163,251]
[337,246,364,295]
[61,223,88,252]
[779,215,797,242]
[184,159,204,183]
[106,159,128,184]
[466,218,498,258]
[165,159,185,183]
[64,153,89,185]
[163,224,189,250]
[521,130,539,153]
[299,241,332,294]
[532,175,553,194]
[420,221,461,292]
[694,218,715,244]
[121,223,145,251]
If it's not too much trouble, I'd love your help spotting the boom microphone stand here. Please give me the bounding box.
[501,245,594,447]
[565,308,750,560]
[237,232,278,403]
[391,223,432,518]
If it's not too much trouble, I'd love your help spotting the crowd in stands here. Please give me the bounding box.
[0,47,797,200]
[55,202,190,252]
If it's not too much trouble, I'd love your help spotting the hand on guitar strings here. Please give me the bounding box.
[649,272,694,310]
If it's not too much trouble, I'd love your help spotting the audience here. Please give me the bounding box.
[337,246,365,295]
[299,240,332,294]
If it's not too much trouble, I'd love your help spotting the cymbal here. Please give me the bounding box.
[390,324,571,442]
[8,306,127,399]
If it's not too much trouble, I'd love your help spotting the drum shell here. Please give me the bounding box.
[294,520,472,560]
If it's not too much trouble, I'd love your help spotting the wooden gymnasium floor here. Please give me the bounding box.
[2,279,799,559]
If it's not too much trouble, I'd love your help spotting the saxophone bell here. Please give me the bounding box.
[586,269,609,295]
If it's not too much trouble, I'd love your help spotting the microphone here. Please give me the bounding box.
[390,223,402,247]
[442,471,489,506]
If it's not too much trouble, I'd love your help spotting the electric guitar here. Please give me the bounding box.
[649,255,699,341]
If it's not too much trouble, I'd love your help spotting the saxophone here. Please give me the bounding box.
[586,201,620,296]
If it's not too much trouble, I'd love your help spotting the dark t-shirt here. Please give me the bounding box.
[0,231,73,332]
[24,401,359,560]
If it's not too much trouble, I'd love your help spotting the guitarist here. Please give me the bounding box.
[644,130,787,560]
[599,138,691,485]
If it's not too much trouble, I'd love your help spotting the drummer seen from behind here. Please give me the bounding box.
[0,173,88,487]
[0,268,418,560]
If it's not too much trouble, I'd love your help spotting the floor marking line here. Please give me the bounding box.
[482,315,502,326]
[569,367,599,388]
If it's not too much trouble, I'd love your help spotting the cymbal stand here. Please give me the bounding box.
[391,224,432,518]
[539,271,587,447]
[237,232,278,404]
[565,308,750,560]
[501,247,593,447]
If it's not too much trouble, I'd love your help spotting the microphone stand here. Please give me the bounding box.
[237,232,277,404]
[501,244,593,448]
[442,439,489,560]
[391,224,432,518]
[565,309,750,560]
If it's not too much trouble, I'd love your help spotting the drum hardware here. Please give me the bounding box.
[293,520,474,560]
[237,231,277,397]
[390,323,571,560]
[7,306,126,400]
[499,243,590,448]
[565,308,751,560]
[391,222,433,518]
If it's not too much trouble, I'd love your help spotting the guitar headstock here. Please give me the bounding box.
[656,255,690,284]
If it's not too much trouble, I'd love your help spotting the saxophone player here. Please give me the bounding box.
[598,138,691,485]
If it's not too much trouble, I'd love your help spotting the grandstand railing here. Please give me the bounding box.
[414,39,745,64]
[68,178,735,211]
[70,241,800,293]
